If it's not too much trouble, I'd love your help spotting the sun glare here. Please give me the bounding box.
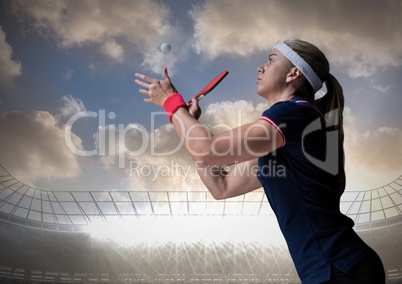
[84,216,285,246]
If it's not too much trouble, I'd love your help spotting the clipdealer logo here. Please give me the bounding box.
[63,109,278,169]
[64,108,341,176]
[302,109,340,175]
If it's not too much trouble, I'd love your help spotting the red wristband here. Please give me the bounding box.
[163,93,188,122]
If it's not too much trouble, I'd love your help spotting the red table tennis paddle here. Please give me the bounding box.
[188,70,229,104]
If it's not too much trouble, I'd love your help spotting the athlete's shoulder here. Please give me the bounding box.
[262,99,304,116]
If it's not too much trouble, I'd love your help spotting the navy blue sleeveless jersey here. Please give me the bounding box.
[257,97,370,283]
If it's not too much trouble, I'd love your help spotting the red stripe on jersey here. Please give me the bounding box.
[258,116,286,147]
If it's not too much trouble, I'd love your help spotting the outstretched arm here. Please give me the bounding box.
[171,106,282,166]
[134,67,281,198]
[195,158,262,200]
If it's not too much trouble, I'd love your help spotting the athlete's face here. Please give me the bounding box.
[256,49,292,99]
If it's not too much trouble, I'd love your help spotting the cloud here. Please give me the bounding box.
[202,100,268,130]
[12,0,169,48]
[97,122,201,191]
[343,107,402,190]
[368,80,394,94]
[190,0,402,78]
[0,26,22,87]
[62,67,74,82]
[11,0,183,73]
[56,95,86,121]
[101,40,124,62]
[0,111,83,184]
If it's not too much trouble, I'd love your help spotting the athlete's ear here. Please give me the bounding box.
[286,67,303,83]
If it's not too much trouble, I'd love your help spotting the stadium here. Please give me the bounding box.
[0,164,401,283]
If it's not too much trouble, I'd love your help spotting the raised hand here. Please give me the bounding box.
[134,66,178,107]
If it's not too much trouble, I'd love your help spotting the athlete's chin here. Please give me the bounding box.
[256,88,267,99]
[256,86,262,95]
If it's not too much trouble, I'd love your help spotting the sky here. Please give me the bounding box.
[0,0,401,194]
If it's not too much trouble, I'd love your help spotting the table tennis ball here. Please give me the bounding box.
[160,42,171,54]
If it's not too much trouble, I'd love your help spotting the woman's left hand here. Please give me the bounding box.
[188,97,202,120]
[134,66,178,107]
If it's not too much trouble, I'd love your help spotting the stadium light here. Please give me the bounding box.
[84,215,286,246]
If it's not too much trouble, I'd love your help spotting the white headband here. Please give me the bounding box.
[273,42,322,92]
